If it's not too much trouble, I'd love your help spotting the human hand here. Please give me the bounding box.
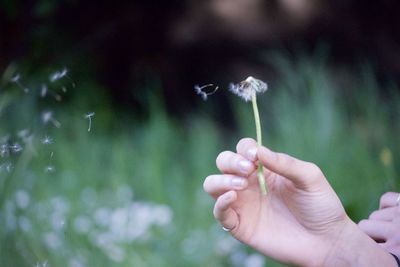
[203,138,350,266]
[359,192,400,258]
[203,138,397,267]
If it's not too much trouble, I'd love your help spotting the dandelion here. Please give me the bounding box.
[194,84,219,101]
[229,76,268,195]
[84,112,95,132]
[41,111,61,128]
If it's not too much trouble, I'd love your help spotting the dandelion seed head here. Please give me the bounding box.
[229,76,268,102]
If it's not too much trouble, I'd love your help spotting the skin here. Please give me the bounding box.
[203,138,397,267]
[359,192,400,258]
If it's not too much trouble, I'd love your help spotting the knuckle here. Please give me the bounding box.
[306,162,324,180]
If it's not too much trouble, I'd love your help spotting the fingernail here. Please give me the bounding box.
[247,147,257,161]
[224,191,233,201]
[231,177,245,188]
[239,160,253,174]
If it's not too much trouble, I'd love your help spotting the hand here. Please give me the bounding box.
[203,138,396,267]
[359,192,400,258]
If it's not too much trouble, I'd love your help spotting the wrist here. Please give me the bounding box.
[322,217,397,267]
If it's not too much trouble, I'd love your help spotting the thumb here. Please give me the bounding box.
[257,146,325,190]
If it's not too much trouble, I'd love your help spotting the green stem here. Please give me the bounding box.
[251,92,268,195]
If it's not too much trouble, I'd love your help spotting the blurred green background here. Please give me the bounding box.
[1,1,400,267]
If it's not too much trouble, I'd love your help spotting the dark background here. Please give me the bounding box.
[2,0,400,116]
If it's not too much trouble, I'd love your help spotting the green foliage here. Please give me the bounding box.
[1,53,399,267]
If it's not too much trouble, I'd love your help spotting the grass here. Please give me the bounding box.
[1,52,399,267]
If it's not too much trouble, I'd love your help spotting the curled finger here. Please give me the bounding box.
[203,174,248,198]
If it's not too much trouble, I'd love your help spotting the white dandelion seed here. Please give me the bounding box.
[10,73,29,93]
[49,67,76,88]
[41,111,61,128]
[45,165,55,173]
[41,84,48,98]
[194,84,219,101]
[41,136,53,145]
[84,112,95,132]
[49,68,67,82]
[10,74,20,83]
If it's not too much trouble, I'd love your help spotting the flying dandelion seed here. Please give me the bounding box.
[45,165,55,173]
[40,84,48,98]
[41,136,53,145]
[194,84,219,101]
[10,73,29,93]
[41,111,61,128]
[49,67,76,88]
[84,112,95,132]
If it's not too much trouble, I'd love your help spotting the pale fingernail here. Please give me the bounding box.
[239,160,253,174]
[231,177,245,188]
[247,147,257,161]
[224,191,233,201]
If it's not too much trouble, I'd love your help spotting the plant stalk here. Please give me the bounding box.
[251,92,268,195]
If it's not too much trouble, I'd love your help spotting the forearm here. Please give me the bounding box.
[323,219,397,267]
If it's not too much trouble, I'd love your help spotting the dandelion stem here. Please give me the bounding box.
[251,92,268,196]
